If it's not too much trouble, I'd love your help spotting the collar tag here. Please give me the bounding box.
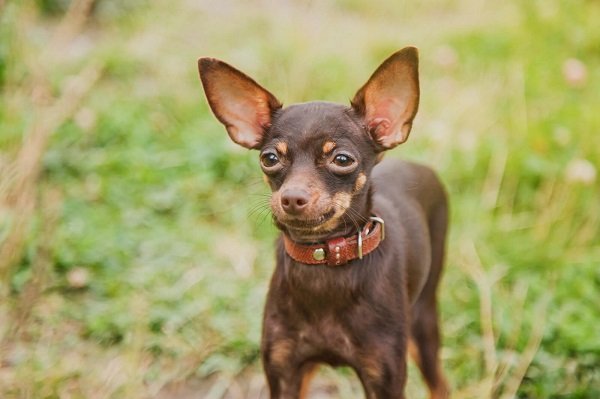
[312,248,325,261]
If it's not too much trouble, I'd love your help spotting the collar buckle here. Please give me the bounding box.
[358,216,385,259]
[369,216,385,241]
[357,228,363,259]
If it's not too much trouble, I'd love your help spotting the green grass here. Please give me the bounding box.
[1,0,599,397]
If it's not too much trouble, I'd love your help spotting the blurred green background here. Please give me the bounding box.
[0,0,599,398]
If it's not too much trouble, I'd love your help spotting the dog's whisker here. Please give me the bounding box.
[248,203,271,218]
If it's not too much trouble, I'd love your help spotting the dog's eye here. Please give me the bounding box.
[261,152,280,168]
[333,154,354,167]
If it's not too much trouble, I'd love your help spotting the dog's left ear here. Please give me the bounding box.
[351,47,419,150]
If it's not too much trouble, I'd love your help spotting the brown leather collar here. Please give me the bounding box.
[282,216,385,266]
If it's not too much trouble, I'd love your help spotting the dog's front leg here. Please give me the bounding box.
[263,370,303,399]
[262,332,315,399]
[355,342,408,399]
[262,338,315,399]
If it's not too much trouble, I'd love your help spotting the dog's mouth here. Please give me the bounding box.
[277,208,336,230]
[270,191,354,241]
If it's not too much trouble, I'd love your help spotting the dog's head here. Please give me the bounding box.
[198,48,419,241]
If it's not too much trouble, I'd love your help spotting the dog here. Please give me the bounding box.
[198,47,449,399]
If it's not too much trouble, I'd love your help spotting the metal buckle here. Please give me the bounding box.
[369,216,385,241]
[357,228,363,259]
[358,216,385,260]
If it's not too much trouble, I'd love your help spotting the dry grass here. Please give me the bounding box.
[0,0,103,381]
[453,239,549,399]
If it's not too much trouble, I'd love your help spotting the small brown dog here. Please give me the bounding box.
[198,47,449,399]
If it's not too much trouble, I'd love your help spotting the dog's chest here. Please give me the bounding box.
[296,315,356,363]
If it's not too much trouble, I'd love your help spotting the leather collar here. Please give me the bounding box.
[282,216,385,266]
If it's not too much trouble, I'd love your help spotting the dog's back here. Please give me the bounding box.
[372,158,448,303]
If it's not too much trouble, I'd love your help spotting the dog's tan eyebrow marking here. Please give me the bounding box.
[275,141,288,155]
[354,172,367,192]
[322,141,336,154]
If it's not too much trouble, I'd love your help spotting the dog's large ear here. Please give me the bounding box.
[198,58,282,149]
[351,47,419,150]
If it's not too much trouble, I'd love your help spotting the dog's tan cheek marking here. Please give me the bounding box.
[262,174,270,185]
[322,141,336,154]
[332,192,352,210]
[354,172,367,192]
[312,192,352,232]
[275,141,288,155]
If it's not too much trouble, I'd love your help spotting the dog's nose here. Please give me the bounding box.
[281,189,310,215]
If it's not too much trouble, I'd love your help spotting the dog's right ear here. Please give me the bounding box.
[198,58,282,149]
